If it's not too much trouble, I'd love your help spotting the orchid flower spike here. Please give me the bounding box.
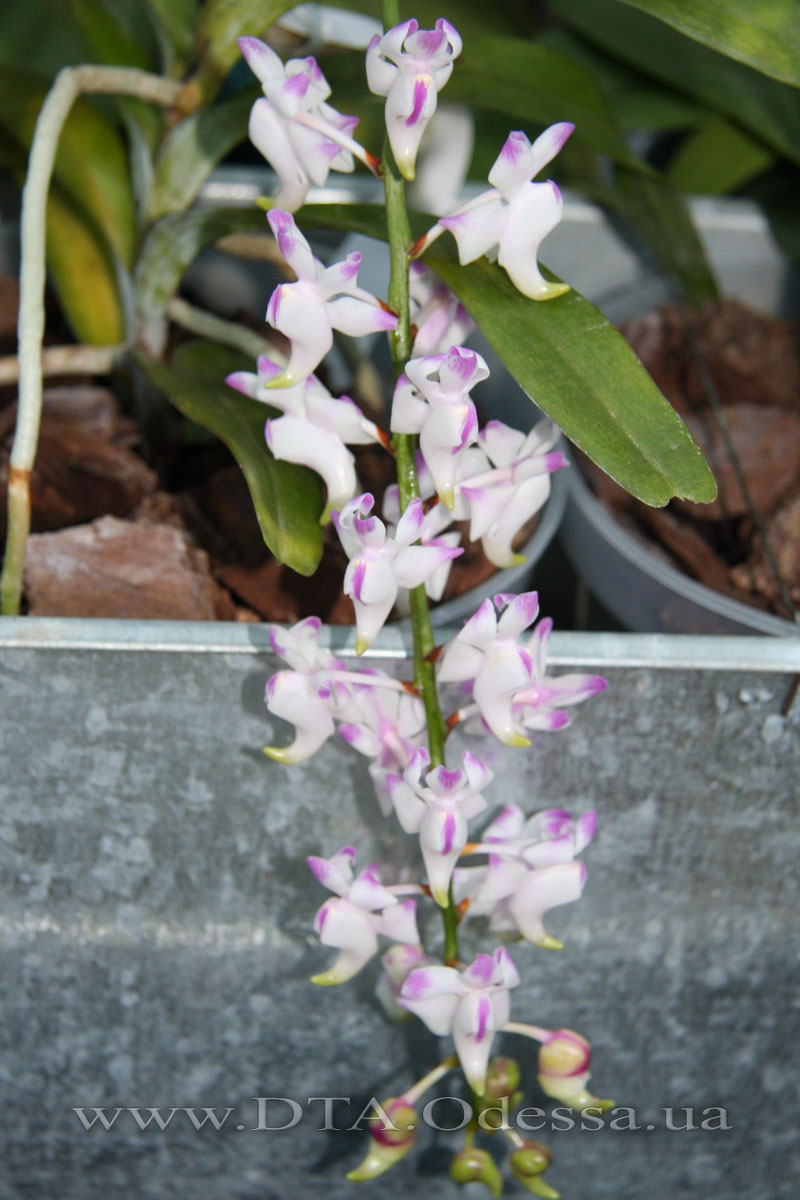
[366,18,462,180]
[307,847,421,985]
[386,746,491,906]
[538,1029,614,1113]
[226,356,382,522]
[414,122,575,300]
[437,592,543,747]
[390,346,488,508]
[333,493,462,654]
[409,262,475,357]
[399,947,520,1094]
[265,211,397,386]
[239,37,374,211]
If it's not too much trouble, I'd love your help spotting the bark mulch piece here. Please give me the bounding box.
[0,385,158,532]
[24,515,236,620]
[582,299,800,622]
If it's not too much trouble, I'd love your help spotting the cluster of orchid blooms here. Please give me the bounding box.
[232,16,613,1194]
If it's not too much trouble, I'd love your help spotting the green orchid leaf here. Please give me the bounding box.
[0,69,136,268]
[615,0,800,88]
[194,0,298,99]
[667,115,776,194]
[45,187,126,344]
[64,0,153,68]
[446,36,647,171]
[146,90,255,221]
[142,0,198,69]
[539,27,705,132]
[611,167,720,306]
[135,205,268,315]
[550,0,800,166]
[137,341,324,575]
[296,202,716,506]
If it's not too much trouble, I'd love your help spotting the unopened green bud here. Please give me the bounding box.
[510,1142,558,1198]
[450,1147,503,1197]
[485,1057,522,1101]
[346,1098,417,1182]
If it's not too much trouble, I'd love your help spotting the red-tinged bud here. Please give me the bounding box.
[538,1030,614,1113]
[346,1098,417,1182]
[509,1142,558,1197]
[450,1147,503,1197]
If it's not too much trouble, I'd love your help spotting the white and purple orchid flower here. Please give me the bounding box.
[332,493,462,654]
[263,618,417,763]
[512,608,608,735]
[382,457,467,603]
[226,355,382,522]
[414,122,574,301]
[376,942,437,1021]
[399,947,520,1093]
[366,18,462,180]
[308,847,421,985]
[338,670,427,815]
[408,262,474,357]
[457,804,597,948]
[239,37,374,212]
[386,747,491,906]
[461,420,568,568]
[438,592,607,745]
[265,211,398,386]
[437,591,544,747]
[390,346,488,509]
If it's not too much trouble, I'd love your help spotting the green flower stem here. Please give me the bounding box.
[380,4,458,964]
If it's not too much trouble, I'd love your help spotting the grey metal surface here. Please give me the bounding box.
[1,631,798,1198]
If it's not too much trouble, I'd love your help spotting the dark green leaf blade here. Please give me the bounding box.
[135,206,268,315]
[145,89,254,221]
[137,342,324,575]
[446,36,646,170]
[667,115,775,194]
[615,0,800,88]
[611,167,720,306]
[194,0,299,100]
[297,202,716,506]
[427,253,717,506]
[550,0,800,165]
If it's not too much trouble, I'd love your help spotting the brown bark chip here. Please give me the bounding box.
[24,516,236,620]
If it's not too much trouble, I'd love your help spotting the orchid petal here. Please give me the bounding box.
[498,182,569,301]
[508,861,587,948]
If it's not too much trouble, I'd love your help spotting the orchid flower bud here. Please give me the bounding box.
[509,1142,558,1198]
[450,1146,503,1197]
[366,18,462,180]
[347,1097,417,1181]
[537,1029,614,1113]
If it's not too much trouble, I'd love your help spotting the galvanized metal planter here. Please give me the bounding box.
[1,617,798,1199]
